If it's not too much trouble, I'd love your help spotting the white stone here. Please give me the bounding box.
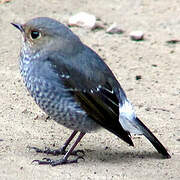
[68,12,96,29]
[130,31,144,40]
[106,23,124,34]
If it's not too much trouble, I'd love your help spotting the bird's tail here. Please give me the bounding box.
[135,117,171,158]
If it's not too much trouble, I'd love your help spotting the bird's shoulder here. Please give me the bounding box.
[47,46,119,90]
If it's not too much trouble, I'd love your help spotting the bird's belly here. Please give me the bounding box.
[24,77,100,132]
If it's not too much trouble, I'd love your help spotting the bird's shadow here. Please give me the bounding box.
[83,146,167,163]
[27,144,169,165]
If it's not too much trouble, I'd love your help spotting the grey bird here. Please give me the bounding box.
[12,17,170,166]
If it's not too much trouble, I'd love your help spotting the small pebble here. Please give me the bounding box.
[166,39,180,44]
[68,12,96,29]
[106,23,124,34]
[130,31,144,41]
[0,0,11,4]
[136,75,142,80]
[145,107,151,111]
[152,64,157,67]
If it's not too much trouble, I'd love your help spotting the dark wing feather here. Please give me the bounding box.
[72,88,134,146]
[47,49,133,146]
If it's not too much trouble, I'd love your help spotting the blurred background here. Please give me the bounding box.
[0,0,179,179]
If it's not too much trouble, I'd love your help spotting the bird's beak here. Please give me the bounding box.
[11,23,24,33]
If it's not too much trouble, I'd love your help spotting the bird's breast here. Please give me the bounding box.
[19,55,99,132]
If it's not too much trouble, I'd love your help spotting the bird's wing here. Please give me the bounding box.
[47,49,134,146]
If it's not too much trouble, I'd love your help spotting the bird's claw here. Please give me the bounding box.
[28,146,45,153]
[70,149,85,156]
[32,156,85,166]
[28,146,85,156]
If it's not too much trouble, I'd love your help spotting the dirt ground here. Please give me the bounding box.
[0,0,179,179]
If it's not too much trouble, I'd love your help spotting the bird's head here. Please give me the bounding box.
[12,17,82,56]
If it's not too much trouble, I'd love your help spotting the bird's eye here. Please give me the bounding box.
[30,30,41,39]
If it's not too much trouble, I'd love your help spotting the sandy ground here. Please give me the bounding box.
[0,0,180,179]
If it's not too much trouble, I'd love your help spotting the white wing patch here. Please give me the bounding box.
[119,99,143,134]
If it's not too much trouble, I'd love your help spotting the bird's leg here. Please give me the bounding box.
[29,130,84,156]
[33,132,86,166]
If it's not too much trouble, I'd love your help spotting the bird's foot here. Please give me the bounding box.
[32,156,84,166]
[28,146,84,156]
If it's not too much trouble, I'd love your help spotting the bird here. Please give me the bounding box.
[11,17,171,166]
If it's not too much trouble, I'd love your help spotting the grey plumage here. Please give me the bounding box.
[12,17,170,166]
